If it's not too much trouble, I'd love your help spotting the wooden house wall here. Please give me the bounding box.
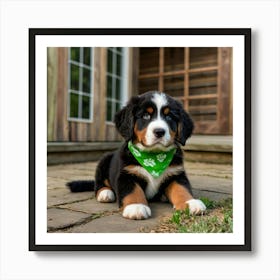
[48,47,232,143]
[47,47,135,142]
[138,47,232,135]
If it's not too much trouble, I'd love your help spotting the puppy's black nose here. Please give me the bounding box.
[153,128,166,138]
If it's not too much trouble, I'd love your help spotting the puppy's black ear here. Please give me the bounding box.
[176,102,194,145]
[114,96,139,141]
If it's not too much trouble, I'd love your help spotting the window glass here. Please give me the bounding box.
[70,92,79,118]
[70,64,79,91]
[71,47,80,61]
[116,54,122,76]
[106,47,125,121]
[68,47,93,121]
[82,96,90,119]
[82,68,91,93]
[115,102,121,115]
[106,100,112,122]
[83,48,91,66]
[116,78,121,100]
[107,49,113,74]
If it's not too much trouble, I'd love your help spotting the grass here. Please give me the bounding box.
[152,197,233,233]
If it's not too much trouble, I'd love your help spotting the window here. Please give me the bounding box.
[106,47,127,122]
[68,47,93,122]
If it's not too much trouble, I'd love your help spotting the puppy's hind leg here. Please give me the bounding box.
[95,153,116,203]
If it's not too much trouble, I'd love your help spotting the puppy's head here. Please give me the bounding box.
[114,91,194,149]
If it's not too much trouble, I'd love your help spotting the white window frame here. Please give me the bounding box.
[67,47,94,123]
[106,47,129,123]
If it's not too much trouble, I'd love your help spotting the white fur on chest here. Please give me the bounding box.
[124,165,184,199]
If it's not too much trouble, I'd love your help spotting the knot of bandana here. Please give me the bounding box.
[128,141,176,178]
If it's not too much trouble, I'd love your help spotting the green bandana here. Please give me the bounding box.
[128,141,176,178]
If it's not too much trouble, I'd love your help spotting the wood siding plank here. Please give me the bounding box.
[69,122,77,142]
[217,48,232,134]
[47,48,58,141]
[130,48,139,95]
[56,48,69,141]
[138,66,219,80]
[77,122,88,141]
[159,48,164,91]
[184,47,190,110]
[98,48,107,141]
[92,47,101,141]
[188,94,217,100]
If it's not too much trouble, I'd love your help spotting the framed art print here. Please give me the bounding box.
[29,28,251,251]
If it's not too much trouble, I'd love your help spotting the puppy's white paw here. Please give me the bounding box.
[97,189,115,202]
[122,203,151,220]
[186,199,206,215]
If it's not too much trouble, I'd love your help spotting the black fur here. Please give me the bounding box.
[114,96,139,141]
[66,181,95,192]
[165,95,194,145]
[176,101,194,145]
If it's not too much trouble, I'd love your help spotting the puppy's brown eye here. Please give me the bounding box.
[143,113,151,120]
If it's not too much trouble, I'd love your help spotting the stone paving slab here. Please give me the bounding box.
[65,203,173,233]
[58,198,118,214]
[193,189,231,202]
[48,208,92,231]
[191,175,232,194]
[185,162,232,179]
[47,160,232,233]
[47,178,69,190]
[48,189,94,207]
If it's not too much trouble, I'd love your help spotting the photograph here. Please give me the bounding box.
[29,28,251,251]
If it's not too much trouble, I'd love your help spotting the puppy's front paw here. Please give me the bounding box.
[97,189,115,202]
[186,199,206,215]
[122,203,151,220]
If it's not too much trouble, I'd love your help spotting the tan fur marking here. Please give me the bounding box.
[169,129,176,141]
[165,181,193,210]
[104,179,110,188]
[124,165,145,178]
[163,107,170,115]
[134,123,148,145]
[124,164,183,180]
[122,184,148,209]
[146,107,154,114]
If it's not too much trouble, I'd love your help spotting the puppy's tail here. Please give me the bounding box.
[66,180,95,192]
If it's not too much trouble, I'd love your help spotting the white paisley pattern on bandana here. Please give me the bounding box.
[156,154,166,162]
[130,146,141,157]
[143,158,156,167]
[128,141,176,178]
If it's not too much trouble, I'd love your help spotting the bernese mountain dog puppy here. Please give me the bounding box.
[67,91,206,220]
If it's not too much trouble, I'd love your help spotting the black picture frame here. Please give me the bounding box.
[29,28,251,251]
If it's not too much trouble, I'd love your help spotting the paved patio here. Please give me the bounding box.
[47,161,232,233]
